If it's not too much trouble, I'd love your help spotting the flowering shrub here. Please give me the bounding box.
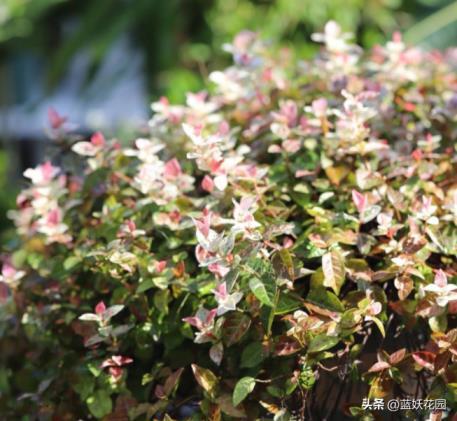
[1,22,457,420]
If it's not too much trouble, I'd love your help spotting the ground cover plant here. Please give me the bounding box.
[1,22,457,420]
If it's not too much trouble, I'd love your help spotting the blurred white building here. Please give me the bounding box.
[0,32,149,173]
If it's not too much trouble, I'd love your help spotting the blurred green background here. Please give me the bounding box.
[1,0,456,102]
[0,0,456,240]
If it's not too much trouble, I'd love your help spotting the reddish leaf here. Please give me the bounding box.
[389,348,407,365]
[95,301,106,315]
[222,312,251,347]
[163,367,184,396]
[368,361,391,373]
[412,351,436,371]
[274,336,302,356]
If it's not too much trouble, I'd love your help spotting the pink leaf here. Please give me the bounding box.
[182,316,202,329]
[412,351,435,371]
[164,158,182,179]
[91,131,105,146]
[213,282,227,300]
[208,262,230,278]
[95,301,106,315]
[48,107,67,129]
[434,269,447,288]
[312,98,328,118]
[352,189,367,213]
[155,260,167,273]
[201,175,214,192]
[205,308,218,324]
[368,361,391,373]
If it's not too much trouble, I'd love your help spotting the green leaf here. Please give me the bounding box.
[308,334,339,353]
[136,278,156,294]
[322,250,345,295]
[86,390,112,419]
[241,342,266,368]
[87,362,102,377]
[153,289,169,315]
[249,277,275,306]
[138,276,169,293]
[73,375,94,400]
[275,292,303,315]
[247,258,277,307]
[367,316,386,337]
[63,256,82,271]
[306,287,344,312]
[233,377,256,406]
[278,248,295,280]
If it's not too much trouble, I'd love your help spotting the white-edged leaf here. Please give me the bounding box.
[85,334,105,347]
[361,205,381,224]
[102,305,124,321]
[79,313,100,322]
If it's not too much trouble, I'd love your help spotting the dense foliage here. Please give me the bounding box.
[1,22,457,420]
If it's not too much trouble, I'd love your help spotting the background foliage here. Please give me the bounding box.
[0,0,456,102]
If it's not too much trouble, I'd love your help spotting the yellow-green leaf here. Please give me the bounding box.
[322,250,345,295]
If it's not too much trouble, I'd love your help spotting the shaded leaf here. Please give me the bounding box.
[241,342,266,368]
[215,394,246,418]
[308,334,339,353]
[86,390,112,419]
[222,312,251,347]
[191,364,218,395]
